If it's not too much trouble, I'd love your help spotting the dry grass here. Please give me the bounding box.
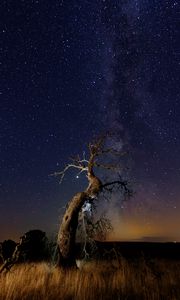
[0,258,180,300]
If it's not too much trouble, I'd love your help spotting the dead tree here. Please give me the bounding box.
[53,135,131,269]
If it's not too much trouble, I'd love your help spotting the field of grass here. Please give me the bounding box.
[0,258,180,300]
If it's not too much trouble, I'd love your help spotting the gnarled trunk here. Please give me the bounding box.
[58,174,102,269]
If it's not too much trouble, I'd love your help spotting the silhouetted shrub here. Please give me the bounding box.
[0,240,17,262]
[13,230,51,263]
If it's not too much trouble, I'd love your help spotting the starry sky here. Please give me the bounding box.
[0,0,179,241]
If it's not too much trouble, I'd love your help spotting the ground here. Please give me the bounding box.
[0,257,180,300]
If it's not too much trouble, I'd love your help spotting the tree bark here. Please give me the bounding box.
[57,172,102,269]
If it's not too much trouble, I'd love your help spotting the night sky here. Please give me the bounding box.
[1,0,179,241]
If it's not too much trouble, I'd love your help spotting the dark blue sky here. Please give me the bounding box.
[0,0,179,241]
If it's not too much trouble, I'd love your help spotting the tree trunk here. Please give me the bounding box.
[57,173,102,269]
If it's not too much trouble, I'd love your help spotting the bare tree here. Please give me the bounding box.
[53,135,131,269]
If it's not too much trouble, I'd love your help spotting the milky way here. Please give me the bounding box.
[0,0,179,241]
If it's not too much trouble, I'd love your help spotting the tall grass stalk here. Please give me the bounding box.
[0,259,180,299]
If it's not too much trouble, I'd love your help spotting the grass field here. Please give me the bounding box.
[0,258,180,300]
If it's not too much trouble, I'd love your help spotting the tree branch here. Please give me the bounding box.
[102,180,131,196]
[94,163,121,171]
[50,164,88,183]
